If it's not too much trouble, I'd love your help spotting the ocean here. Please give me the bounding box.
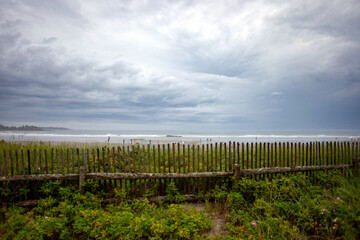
[0,129,359,144]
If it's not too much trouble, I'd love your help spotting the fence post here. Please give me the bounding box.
[234,164,240,185]
[79,150,87,193]
[353,141,359,177]
[79,166,86,193]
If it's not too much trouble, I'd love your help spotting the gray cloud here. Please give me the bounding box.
[0,0,359,130]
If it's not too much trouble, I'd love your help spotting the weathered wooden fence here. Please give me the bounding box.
[0,141,359,200]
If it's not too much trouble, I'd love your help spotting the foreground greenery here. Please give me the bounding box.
[0,181,212,239]
[213,171,360,239]
[1,171,359,239]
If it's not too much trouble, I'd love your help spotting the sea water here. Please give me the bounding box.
[0,129,359,144]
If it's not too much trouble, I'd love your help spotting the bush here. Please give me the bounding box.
[0,180,212,240]
[226,172,360,239]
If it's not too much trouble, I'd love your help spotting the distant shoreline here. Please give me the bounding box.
[0,124,70,131]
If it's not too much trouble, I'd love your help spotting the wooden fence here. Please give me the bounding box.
[0,141,359,200]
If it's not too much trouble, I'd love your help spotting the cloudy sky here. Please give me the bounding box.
[1,0,360,131]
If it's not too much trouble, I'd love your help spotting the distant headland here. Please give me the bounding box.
[0,124,70,131]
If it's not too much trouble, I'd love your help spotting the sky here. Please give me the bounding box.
[0,0,360,131]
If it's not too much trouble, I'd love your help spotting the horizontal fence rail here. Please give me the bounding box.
[0,141,359,199]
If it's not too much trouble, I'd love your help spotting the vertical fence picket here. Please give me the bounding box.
[215,143,218,172]
[61,149,64,173]
[9,150,13,176]
[259,142,262,169]
[241,143,244,170]
[229,141,232,171]
[237,142,240,166]
[44,149,48,174]
[153,145,156,173]
[72,149,75,174]
[147,144,150,173]
[93,149,96,172]
[233,141,236,170]
[250,143,254,169]
[224,142,227,172]
[202,145,205,172]
[247,143,250,169]
[3,150,7,176]
[77,148,80,173]
[187,144,190,173]
[38,149,42,174]
[219,143,222,171]
[21,149,25,175]
[33,150,36,175]
[27,150,31,175]
[15,150,19,175]
[113,147,116,173]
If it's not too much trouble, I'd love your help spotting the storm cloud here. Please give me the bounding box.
[0,0,359,130]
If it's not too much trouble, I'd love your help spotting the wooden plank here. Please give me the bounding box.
[153,145,156,173]
[238,164,353,176]
[259,142,262,168]
[286,142,289,168]
[282,142,285,167]
[72,149,75,174]
[237,142,240,165]
[191,145,195,172]
[229,141,232,171]
[93,149,96,172]
[215,143,218,171]
[61,148,64,173]
[206,143,209,172]
[211,143,214,171]
[224,142,227,171]
[86,171,234,180]
[44,149,48,174]
[158,145,161,174]
[302,143,305,168]
[251,142,254,169]
[15,150,19,175]
[202,144,205,172]
[112,147,115,173]
[9,150,14,176]
[219,143,222,171]
[33,150,36,174]
[197,145,200,172]
[233,141,236,169]
[3,150,7,176]
[178,143,181,173]
[294,143,297,167]
[142,145,146,173]
[147,144,151,173]
[27,150,31,175]
[77,148,80,173]
[1,174,79,181]
[181,143,184,173]
[321,142,325,166]
[188,145,191,173]
[246,143,250,169]
[241,143,245,170]
[39,149,42,174]
[21,149,25,175]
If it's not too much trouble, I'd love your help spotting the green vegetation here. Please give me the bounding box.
[1,171,359,239]
[0,180,212,240]
[211,171,360,239]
